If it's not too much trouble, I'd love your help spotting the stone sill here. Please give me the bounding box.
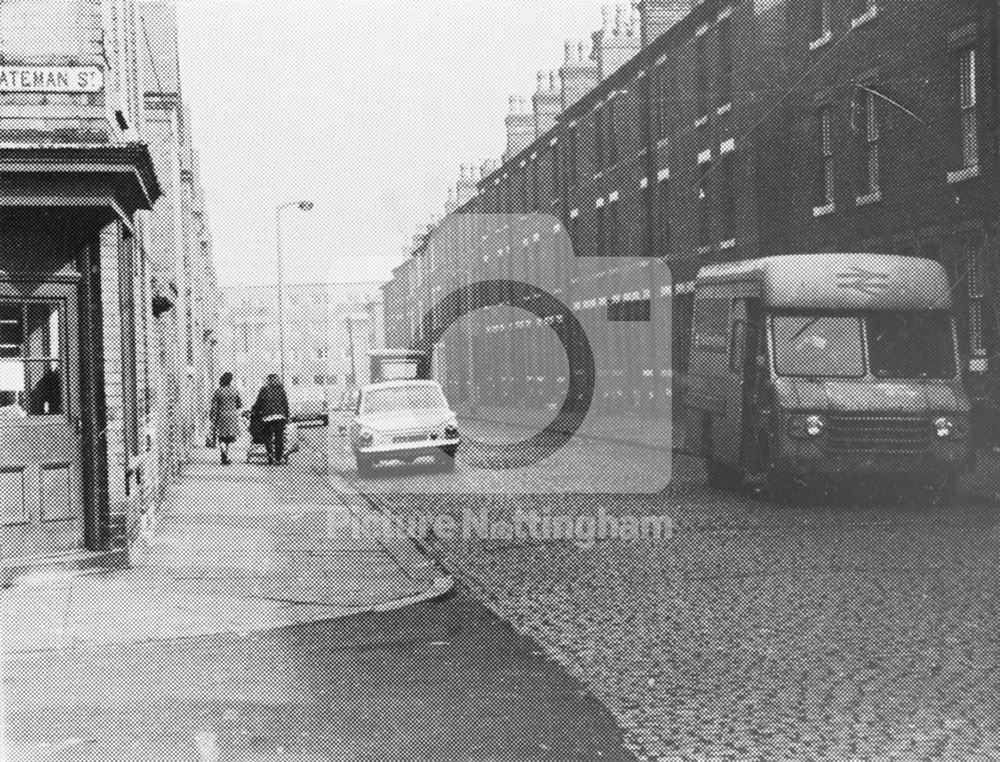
[851,5,878,29]
[947,165,979,184]
[809,31,832,51]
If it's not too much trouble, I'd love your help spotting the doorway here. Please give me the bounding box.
[0,282,82,559]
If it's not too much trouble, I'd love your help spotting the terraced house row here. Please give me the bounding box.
[382,0,1000,441]
[1,0,220,566]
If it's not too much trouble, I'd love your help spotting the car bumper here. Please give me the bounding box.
[355,437,461,459]
[775,439,972,476]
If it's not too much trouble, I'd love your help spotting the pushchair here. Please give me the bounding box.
[244,406,298,463]
[245,407,271,464]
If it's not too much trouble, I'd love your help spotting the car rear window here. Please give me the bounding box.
[362,385,446,415]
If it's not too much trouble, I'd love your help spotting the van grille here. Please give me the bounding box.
[826,415,931,455]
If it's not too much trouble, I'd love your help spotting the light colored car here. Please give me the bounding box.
[349,380,460,476]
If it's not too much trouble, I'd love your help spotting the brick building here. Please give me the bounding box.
[0,0,220,565]
[383,0,1000,439]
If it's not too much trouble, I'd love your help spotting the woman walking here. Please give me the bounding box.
[209,372,242,465]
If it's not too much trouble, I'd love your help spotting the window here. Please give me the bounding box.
[965,234,986,357]
[695,33,709,118]
[568,214,580,257]
[855,88,880,200]
[596,203,606,256]
[815,106,835,208]
[566,125,578,186]
[958,47,978,170]
[531,161,539,210]
[718,16,733,105]
[0,301,63,416]
[697,157,712,247]
[867,312,956,379]
[653,65,667,141]
[606,99,618,166]
[771,314,865,377]
[811,0,832,42]
[606,198,620,256]
[656,176,671,254]
[552,143,561,198]
[594,108,605,170]
[719,150,736,241]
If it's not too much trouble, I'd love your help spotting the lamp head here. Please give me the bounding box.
[298,201,314,211]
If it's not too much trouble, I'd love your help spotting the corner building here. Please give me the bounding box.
[0,0,218,564]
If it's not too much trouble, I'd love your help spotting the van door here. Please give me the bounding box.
[714,297,761,468]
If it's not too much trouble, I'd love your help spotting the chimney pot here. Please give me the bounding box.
[537,70,546,91]
[577,40,587,60]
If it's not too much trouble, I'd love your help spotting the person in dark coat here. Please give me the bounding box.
[209,372,242,465]
[253,373,290,464]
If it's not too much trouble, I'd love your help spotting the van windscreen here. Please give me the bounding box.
[771,315,865,377]
[867,312,956,379]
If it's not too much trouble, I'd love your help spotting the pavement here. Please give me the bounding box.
[2,431,636,762]
[1,438,452,655]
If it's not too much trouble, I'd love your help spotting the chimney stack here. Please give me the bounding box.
[504,95,534,160]
[635,0,692,47]
[456,163,477,204]
[559,39,599,110]
[532,69,561,137]
[592,4,641,80]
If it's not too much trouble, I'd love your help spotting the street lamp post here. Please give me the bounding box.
[275,200,313,383]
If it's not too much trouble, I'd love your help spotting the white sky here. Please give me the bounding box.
[175,0,607,287]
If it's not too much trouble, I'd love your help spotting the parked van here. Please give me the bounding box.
[685,254,973,499]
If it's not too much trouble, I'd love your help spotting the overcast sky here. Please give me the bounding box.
[175,0,607,287]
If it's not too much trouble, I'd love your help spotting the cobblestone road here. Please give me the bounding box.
[327,423,1000,761]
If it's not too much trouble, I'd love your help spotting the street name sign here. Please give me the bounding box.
[0,66,104,93]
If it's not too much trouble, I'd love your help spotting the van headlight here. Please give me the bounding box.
[787,413,826,439]
[933,416,967,440]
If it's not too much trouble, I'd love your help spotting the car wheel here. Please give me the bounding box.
[436,453,456,472]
